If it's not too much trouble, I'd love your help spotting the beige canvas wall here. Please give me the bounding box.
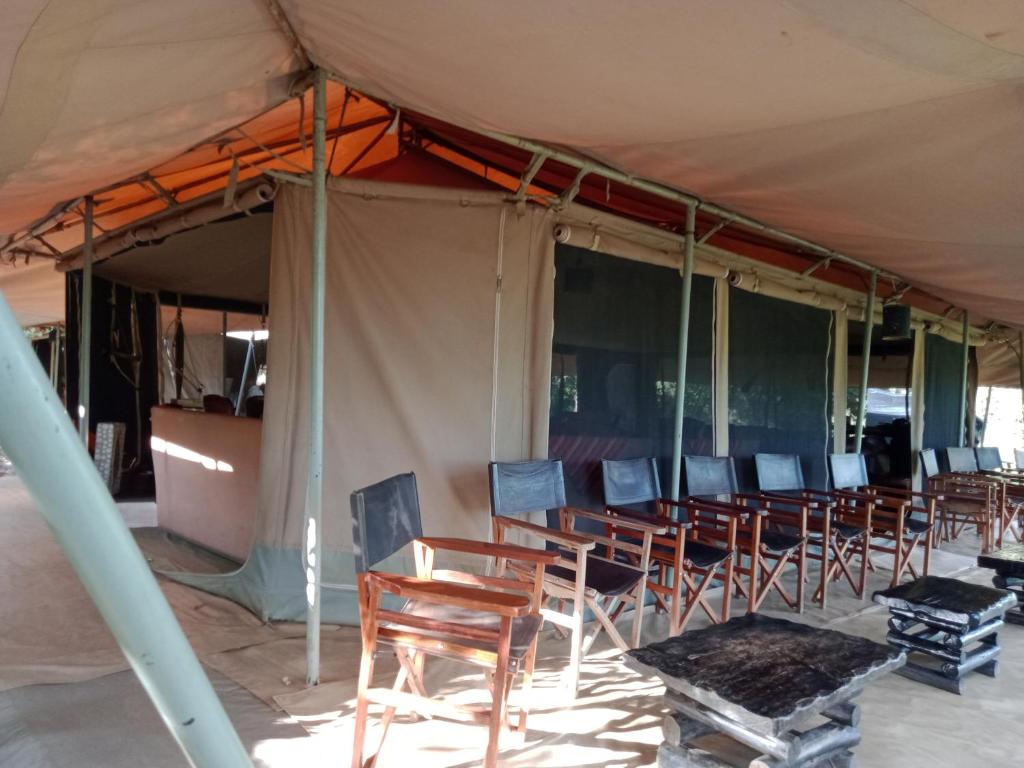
[256,183,553,557]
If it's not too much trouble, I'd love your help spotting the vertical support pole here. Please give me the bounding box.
[1019,332,1024,428]
[670,204,696,500]
[0,294,252,768]
[221,311,228,396]
[832,311,849,454]
[306,67,328,686]
[234,338,254,416]
[980,386,993,445]
[78,196,94,446]
[958,310,970,447]
[853,271,877,454]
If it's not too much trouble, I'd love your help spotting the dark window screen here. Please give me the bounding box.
[549,245,713,512]
[728,288,831,491]
[923,334,963,453]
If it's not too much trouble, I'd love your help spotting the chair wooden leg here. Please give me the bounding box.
[818,538,830,609]
[485,618,513,768]
[364,664,411,768]
[352,646,375,768]
[517,638,539,735]
[631,575,648,648]
[566,561,588,697]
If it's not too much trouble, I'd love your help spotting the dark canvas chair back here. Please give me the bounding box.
[683,456,738,497]
[488,460,567,518]
[350,472,423,573]
[975,447,1002,472]
[920,449,940,480]
[946,447,978,473]
[755,454,805,493]
[602,457,660,506]
[1016,448,1024,470]
[829,453,869,490]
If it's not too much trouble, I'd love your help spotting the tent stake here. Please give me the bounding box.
[0,293,252,768]
[670,204,697,499]
[959,310,970,447]
[78,196,94,446]
[305,67,328,686]
[853,271,877,455]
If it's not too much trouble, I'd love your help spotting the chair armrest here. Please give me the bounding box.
[681,497,758,518]
[756,492,822,509]
[417,537,559,565]
[571,506,667,534]
[367,572,532,617]
[494,516,597,551]
[872,483,945,501]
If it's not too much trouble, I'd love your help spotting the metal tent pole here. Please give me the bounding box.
[78,196,94,446]
[958,311,970,447]
[853,271,877,455]
[234,337,254,416]
[670,205,696,500]
[0,293,251,768]
[305,67,327,686]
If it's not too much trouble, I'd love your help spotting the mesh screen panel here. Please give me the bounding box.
[548,245,713,514]
[923,334,964,453]
[729,289,832,491]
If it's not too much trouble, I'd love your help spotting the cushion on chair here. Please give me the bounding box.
[548,550,645,596]
[759,530,804,553]
[833,522,867,541]
[904,517,934,535]
[394,600,543,659]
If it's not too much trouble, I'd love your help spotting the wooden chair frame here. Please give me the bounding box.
[489,460,665,698]
[683,457,808,615]
[921,449,997,553]
[599,457,735,636]
[351,476,558,768]
[829,454,937,587]
[753,454,872,609]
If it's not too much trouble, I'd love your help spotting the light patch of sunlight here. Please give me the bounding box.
[150,436,234,472]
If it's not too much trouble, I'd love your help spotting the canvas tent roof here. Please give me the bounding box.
[2,1,1024,330]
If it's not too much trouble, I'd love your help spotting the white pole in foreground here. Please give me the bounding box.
[853,271,877,455]
[305,67,327,686]
[670,204,697,500]
[0,293,251,768]
[78,195,94,445]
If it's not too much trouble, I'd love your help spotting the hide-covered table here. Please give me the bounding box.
[978,544,1024,625]
[625,614,904,767]
[873,576,1017,695]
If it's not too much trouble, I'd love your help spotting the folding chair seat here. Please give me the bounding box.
[546,549,643,596]
[829,453,937,587]
[683,455,807,614]
[601,457,734,635]
[349,472,558,768]
[488,459,665,697]
[393,601,543,662]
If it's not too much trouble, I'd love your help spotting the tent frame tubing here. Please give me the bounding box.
[853,271,878,454]
[0,293,252,768]
[958,311,970,447]
[670,204,697,499]
[78,196,94,445]
[305,67,328,686]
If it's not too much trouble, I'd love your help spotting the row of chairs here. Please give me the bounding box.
[921,446,1024,553]
[348,448,957,767]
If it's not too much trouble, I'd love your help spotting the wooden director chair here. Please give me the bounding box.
[350,472,558,768]
[920,448,996,553]
[683,456,807,615]
[973,446,1024,544]
[601,457,735,635]
[754,453,870,609]
[488,459,664,697]
[828,453,937,587]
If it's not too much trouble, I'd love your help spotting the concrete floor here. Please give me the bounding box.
[2,473,1023,767]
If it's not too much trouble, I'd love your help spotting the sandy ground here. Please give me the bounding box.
[2,473,1023,767]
